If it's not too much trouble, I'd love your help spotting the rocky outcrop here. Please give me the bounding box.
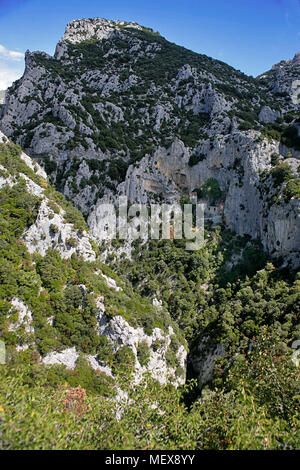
[23,199,96,261]
[43,347,78,369]
[43,291,187,386]
[7,298,35,352]
[61,17,143,44]
[259,52,300,106]
[0,131,96,261]
[94,284,187,386]
[258,106,281,124]
[8,298,34,335]
[0,90,5,105]
[42,347,112,376]
[98,312,186,386]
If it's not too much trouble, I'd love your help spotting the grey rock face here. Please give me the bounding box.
[292,52,300,65]
[62,17,143,44]
[7,298,35,353]
[8,298,35,335]
[99,313,186,386]
[190,337,225,388]
[0,131,96,262]
[23,199,96,261]
[91,279,187,386]
[43,347,79,369]
[42,347,111,375]
[258,106,281,124]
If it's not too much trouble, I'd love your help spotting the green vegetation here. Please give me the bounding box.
[117,230,293,345]
[0,141,299,449]
[271,162,294,187]
[136,341,150,367]
[111,346,135,377]
[107,158,129,183]
[188,153,206,166]
[0,138,182,359]
[262,121,300,151]
[284,178,300,202]
[259,161,298,207]
[194,178,223,204]
[0,327,298,449]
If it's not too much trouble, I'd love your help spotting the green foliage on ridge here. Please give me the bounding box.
[0,327,298,449]
[0,139,183,360]
[116,230,299,370]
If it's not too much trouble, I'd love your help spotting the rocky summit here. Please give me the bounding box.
[0,17,299,451]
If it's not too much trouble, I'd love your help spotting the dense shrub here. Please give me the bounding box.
[196,178,223,204]
[137,341,150,366]
[271,162,293,186]
[284,178,300,202]
[188,153,206,166]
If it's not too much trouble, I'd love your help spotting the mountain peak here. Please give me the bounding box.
[270,51,300,70]
[292,51,300,64]
[62,17,146,44]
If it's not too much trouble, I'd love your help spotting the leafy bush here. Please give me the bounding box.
[111,346,135,376]
[262,122,300,150]
[271,162,293,187]
[197,178,223,204]
[137,341,150,366]
[0,328,298,450]
[188,153,206,166]
[284,179,300,202]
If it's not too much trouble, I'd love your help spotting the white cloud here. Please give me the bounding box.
[0,62,24,90]
[0,44,24,62]
[0,44,24,90]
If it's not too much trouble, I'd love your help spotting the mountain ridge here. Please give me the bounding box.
[0,17,299,268]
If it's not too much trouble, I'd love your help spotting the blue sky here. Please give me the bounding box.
[0,0,299,89]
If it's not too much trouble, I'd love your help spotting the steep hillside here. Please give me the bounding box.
[0,131,186,388]
[0,18,299,266]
